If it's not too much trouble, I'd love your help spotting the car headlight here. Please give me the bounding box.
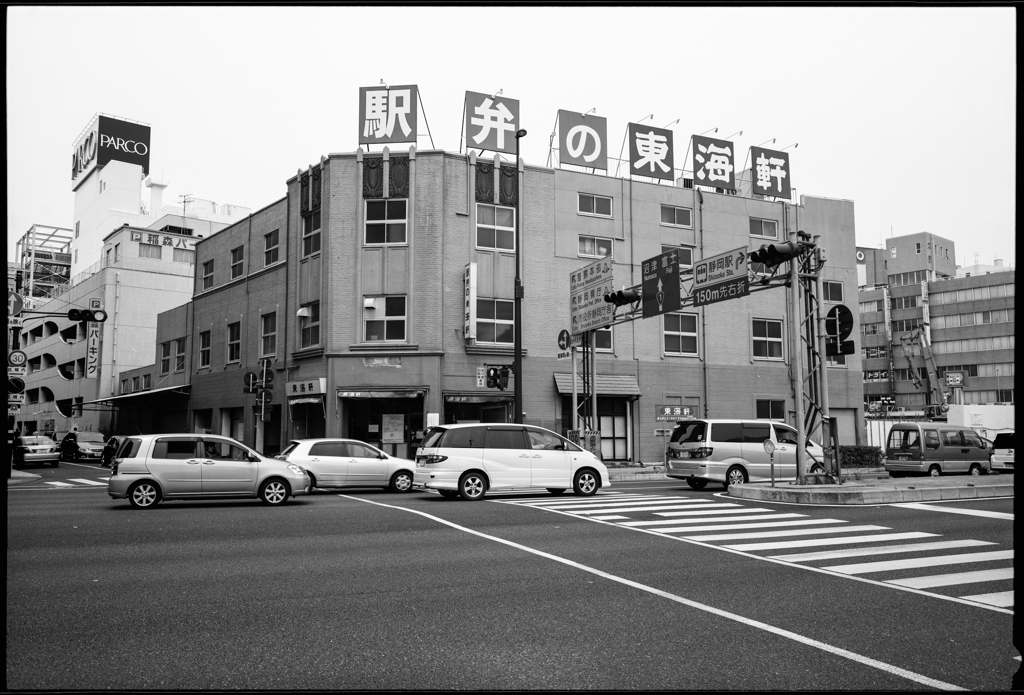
[287,464,306,476]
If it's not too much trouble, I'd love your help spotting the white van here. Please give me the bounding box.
[665,419,826,490]
[414,423,610,500]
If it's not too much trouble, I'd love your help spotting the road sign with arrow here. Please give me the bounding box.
[641,249,680,318]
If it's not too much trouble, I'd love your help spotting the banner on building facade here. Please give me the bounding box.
[464,91,520,155]
[748,146,791,198]
[72,115,151,190]
[692,134,736,190]
[627,123,674,181]
[359,85,419,145]
[464,263,478,340]
[557,110,607,170]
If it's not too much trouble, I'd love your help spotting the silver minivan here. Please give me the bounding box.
[665,419,826,490]
[107,434,310,508]
[414,423,610,500]
[884,423,992,477]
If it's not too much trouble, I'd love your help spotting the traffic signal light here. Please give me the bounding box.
[748,241,804,268]
[498,367,510,391]
[68,308,108,323]
[825,304,856,356]
[603,287,641,306]
[486,367,500,388]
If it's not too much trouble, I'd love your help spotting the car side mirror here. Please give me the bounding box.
[248,455,260,463]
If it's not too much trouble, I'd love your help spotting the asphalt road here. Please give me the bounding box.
[7,467,1020,690]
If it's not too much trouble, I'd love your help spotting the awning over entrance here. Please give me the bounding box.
[81,384,191,405]
[288,396,323,405]
[552,374,641,397]
[336,388,427,399]
[444,392,514,404]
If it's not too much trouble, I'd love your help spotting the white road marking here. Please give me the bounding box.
[889,568,1014,589]
[658,519,848,534]
[623,513,805,527]
[770,540,996,562]
[340,494,967,691]
[725,532,938,552]
[958,591,1015,608]
[590,515,630,521]
[685,525,889,542]
[654,505,766,516]
[890,502,1014,520]
[824,550,1014,575]
[535,498,713,511]
[45,481,74,487]
[511,494,647,506]
[68,478,108,486]
[573,503,726,515]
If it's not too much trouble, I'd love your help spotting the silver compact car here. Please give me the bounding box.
[277,439,416,492]
[107,434,310,509]
[13,436,61,468]
[60,431,107,462]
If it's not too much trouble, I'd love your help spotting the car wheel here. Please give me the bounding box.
[928,465,941,477]
[969,463,983,476]
[458,472,487,501]
[725,465,748,489]
[686,477,708,490]
[127,481,160,509]
[810,464,825,474]
[439,490,460,499]
[306,473,318,489]
[390,471,414,493]
[259,478,290,505]
[573,469,599,496]
[546,488,566,496]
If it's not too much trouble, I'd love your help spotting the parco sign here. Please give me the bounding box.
[72,114,151,190]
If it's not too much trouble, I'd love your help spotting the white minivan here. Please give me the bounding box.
[665,419,826,490]
[414,423,610,500]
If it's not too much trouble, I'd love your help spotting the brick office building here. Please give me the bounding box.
[163,146,863,461]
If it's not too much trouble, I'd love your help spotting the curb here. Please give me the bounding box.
[609,467,666,482]
[7,471,42,486]
[729,482,1014,505]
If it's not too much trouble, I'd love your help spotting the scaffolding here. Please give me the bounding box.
[14,224,74,302]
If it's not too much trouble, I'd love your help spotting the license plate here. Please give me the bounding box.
[896,456,910,461]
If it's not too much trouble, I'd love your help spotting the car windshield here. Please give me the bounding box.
[421,427,447,448]
[670,421,707,444]
[888,429,920,450]
[22,437,52,445]
[77,432,107,443]
[993,433,1014,449]
[279,441,300,457]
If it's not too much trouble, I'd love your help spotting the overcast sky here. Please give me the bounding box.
[7,6,1016,269]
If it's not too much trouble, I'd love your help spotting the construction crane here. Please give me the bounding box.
[898,327,949,418]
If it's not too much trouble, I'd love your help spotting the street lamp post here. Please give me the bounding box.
[514,129,527,424]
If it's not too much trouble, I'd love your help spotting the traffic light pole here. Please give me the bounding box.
[814,255,834,478]
[788,232,808,483]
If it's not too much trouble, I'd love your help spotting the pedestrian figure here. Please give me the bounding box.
[102,436,121,468]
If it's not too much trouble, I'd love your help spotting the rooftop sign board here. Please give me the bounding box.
[72,115,151,190]
[359,85,419,145]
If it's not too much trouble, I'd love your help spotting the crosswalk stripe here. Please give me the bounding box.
[891,503,1014,521]
[45,481,74,487]
[68,478,108,486]
[536,497,711,510]
[513,494,646,506]
[958,591,1014,608]
[824,550,1014,575]
[657,519,848,534]
[684,524,890,542]
[623,513,806,527]
[591,515,630,521]
[572,503,726,515]
[888,567,1014,589]
[770,540,996,562]
[654,506,767,516]
[723,532,938,552]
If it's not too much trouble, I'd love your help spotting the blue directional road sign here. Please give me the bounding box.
[641,249,680,319]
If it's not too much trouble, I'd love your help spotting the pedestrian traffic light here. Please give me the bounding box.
[748,241,804,268]
[498,367,510,391]
[486,367,500,389]
[68,308,108,323]
[603,287,641,306]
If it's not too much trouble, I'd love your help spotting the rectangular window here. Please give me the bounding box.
[114,243,120,261]
[749,218,779,239]
[264,230,280,266]
[578,235,612,258]
[476,298,514,344]
[664,313,698,356]
[121,379,129,394]
[143,374,151,390]
[660,205,692,228]
[476,204,515,251]
[230,246,245,279]
[202,260,214,290]
[160,342,171,374]
[363,296,407,342]
[132,376,140,392]
[139,243,162,259]
[891,247,897,259]
[227,322,241,363]
[299,302,320,348]
[916,242,922,254]
[753,319,784,359]
[261,313,277,357]
[365,199,407,245]
[823,281,844,302]
[173,248,195,264]
[662,245,694,269]
[578,193,613,218]
[302,210,322,257]
[827,353,847,366]
[756,399,785,420]
[174,338,186,372]
[594,326,613,352]
[199,331,211,368]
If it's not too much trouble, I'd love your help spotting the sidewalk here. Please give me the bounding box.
[7,469,42,486]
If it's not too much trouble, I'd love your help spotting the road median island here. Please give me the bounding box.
[727,475,1014,505]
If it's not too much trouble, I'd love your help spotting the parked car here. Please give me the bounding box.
[59,431,107,462]
[107,434,310,509]
[277,438,416,492]
[990,432,1014,473]
[883,422,991,477]
[414,423,610,500]
[12,435,61,468]
[665,419,827,490]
